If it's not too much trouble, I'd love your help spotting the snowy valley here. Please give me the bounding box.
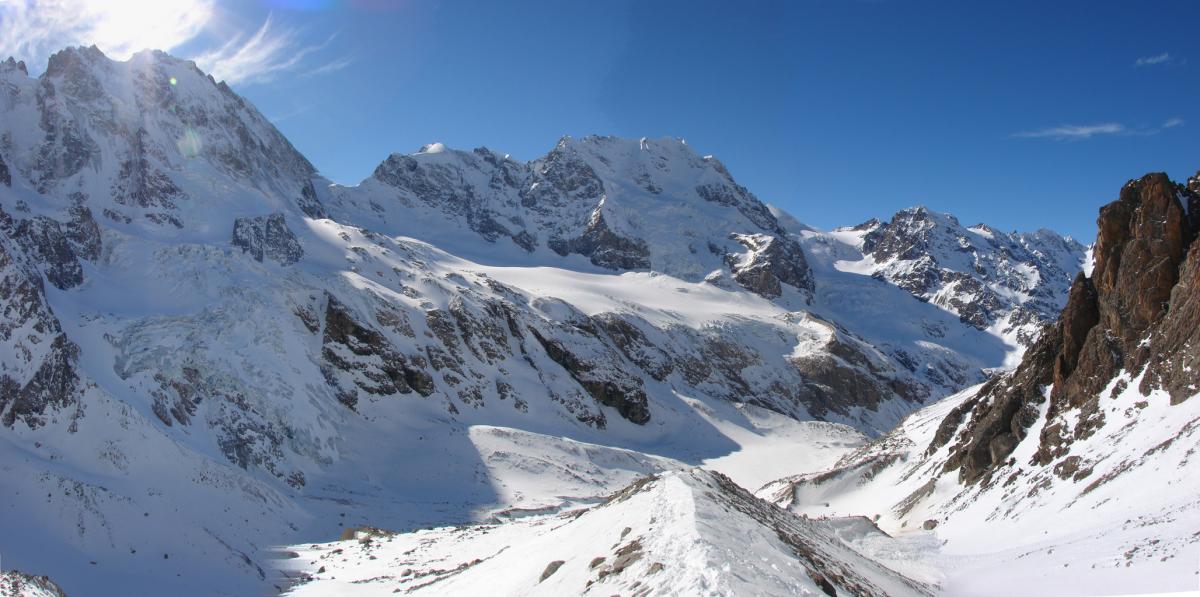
[1,45,1196,597]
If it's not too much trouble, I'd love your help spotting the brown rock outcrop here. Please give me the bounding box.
[939,172,1200,483]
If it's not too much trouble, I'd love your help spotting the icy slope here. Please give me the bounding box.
[282,469,935,597]
[761,172,1200,596]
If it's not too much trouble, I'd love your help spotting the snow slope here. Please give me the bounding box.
[761,379,1200,596]
[281,468,935,597]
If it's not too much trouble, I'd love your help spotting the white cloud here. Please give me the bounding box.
[192,15,338,85]
[0,0,214,68]
[1135,52,1172,67]
[1013,123,1126,140]
[1015,118,1186,141]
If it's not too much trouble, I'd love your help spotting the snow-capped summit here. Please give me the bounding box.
[831,206,1085,347]
[1,44,322,232]
[330,134,813,300]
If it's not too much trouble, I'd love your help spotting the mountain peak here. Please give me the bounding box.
[0,44,320,230]
[1,56,28,76]
[856,203,1085,345]
[43,44,107,74]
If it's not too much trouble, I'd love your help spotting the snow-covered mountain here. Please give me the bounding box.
[327,136,815,301]
[293,179,1200,590]
[760,171,1200,596]
[818,207,1086,348]
[0,46,1087,596]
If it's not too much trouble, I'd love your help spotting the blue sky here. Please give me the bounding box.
[3,0,1196,240]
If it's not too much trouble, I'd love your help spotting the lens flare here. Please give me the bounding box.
[176,129,202,159]
[169,76,178,86]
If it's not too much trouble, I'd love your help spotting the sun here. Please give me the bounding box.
[77,0,215,59]
[0,0,216,66]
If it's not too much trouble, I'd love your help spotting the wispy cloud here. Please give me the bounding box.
[1135,52,1172,67]
[193,15,338,85]
[0,0,214,69]
[1013,123,1126,140]
[303,55,355,78]
[1014,118,1185,141]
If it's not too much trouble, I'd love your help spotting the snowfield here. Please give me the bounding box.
[761,377,1200,596]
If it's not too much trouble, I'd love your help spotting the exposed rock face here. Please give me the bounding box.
[0,230,80,430]
[320,294,434,408]
[529,326,651,425]
[297,179,328,219]
[371,147,524,244]
[857,207,1085,345]
[65,199,101,260]
[939,172,1200,483]
[32,84,99,192]
[521,140,605,210]
[590,313,673,382]
[231,213,303,265]
[0,209,85,290]
[113,127,188,210]
[695,182,781,233]
[0,152,10,186]
[141,364,307,487]
[727,233,814,298]
[789,317,928,421]
[1136,172,1200,404]
[547,209,651,270]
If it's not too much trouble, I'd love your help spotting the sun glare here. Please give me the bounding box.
[78,0,215,59]
[0,0,215,66]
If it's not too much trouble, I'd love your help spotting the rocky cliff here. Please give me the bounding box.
[940,172,1198,483]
